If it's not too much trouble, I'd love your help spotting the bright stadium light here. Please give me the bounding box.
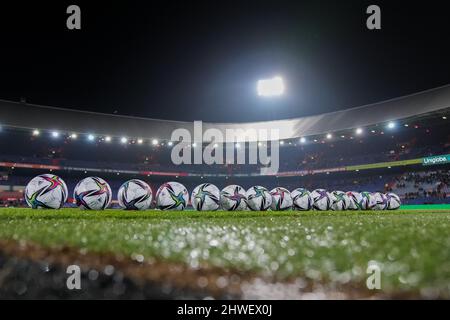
[167,141,173,146]
[280,140,284,145]
[105,136,112,142]
[443,116,447,120]
[355,128,363,135]
[326,133,332,139]
[70,133,77,139]
[137,139,143,145]
[387,122,396,129]
[121,137,128,144]
[87,134,95,141]
[257,76,285,97]
[300,137,306,144]
[51,131,59,138]
[32,129,40,136]
[152,139,159,145]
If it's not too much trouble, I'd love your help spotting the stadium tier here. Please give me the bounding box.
[0,87,449,208]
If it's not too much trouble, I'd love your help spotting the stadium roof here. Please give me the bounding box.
[1,84,449,143]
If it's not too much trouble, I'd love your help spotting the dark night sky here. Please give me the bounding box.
[0,0,449,122]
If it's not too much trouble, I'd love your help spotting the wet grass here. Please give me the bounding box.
[0,208,449,297]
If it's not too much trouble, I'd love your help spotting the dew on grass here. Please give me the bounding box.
[0,209,449,298]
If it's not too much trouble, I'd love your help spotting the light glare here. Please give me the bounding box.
[257,76,285,97]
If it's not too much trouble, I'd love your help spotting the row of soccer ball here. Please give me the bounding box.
[24,174,401,211]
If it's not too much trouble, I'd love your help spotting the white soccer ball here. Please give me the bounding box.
[118,179,153,210]
[220,185,247,211]
[385,192,401,210]
[74,177,112,210]
[25,174,68,209]
[372,192,388,210]
[155,182,189,210]
[191,183,220,211]
[330,190,351,211]
[310,189,331,211]
[360,191,376,210]
[291,188,312,211]
[246,186,272,211]
[346,191,362,210]
[270,187,293,211]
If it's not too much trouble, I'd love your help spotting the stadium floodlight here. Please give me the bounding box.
[300,137,306,144]
[443,116,447,120]
[387,122,396,129]
[355,128,363,135]
[32,129,40,136]
[257,76,285,97]
[69,133,77,139]
[105,136,112,142]
[137,139,143,144]
[120,137,128,144]
[404,124,409,127]
[168,141,173,147]
[87,134,95,141]
[51,131,59,138]
[280,140,284,145]
[152,139,159,145]
[326,133,332,139]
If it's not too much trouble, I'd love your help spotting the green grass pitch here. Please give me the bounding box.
[0,208,450,297]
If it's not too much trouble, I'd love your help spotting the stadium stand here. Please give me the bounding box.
[0,86,449,207]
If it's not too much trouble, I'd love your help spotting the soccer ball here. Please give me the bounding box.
[310,189,331,211]
[191,183,220,211]
[360,191,376,210]
[220,185,247,211]
[346,191,362,210]
[291,188,312,211]
[270,187,293,211]
[372,192,388,210]
[155,182,189,210]
[118,179,153,210]
[74,177,112,210]
[25,174,68,209]
[246,186,272,211]
[330,190,351,211]
[385,192,401,210]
